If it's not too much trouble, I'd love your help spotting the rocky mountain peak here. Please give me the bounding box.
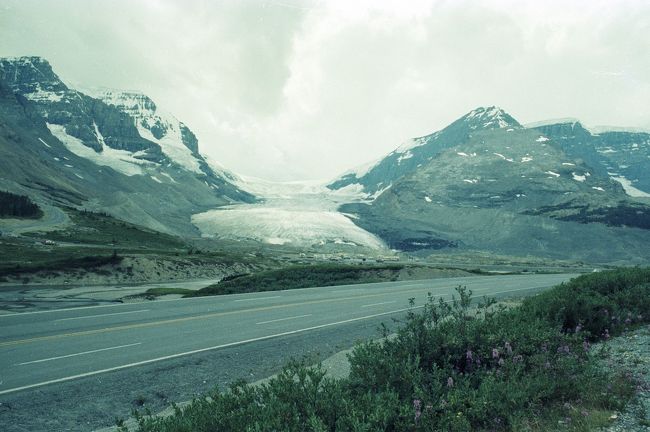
[90,90,158,116]
[461,106,522,130]
[0,56,68,95]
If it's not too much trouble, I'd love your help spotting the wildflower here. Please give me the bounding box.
[583,340,591,352]
[447,377,454,388]
[476,358,481,367]
[498,358,505,366]
[575,324,582,333]
[581,410,589,417]
[492,348,499,359]
[513,355,523,363]
[625,318,631,325]
[603,329,610,340]
[413,399,422,421]
[504,341,513,355]
[466,350,473,362]
[541,342,548,352]
[545,361,551,369]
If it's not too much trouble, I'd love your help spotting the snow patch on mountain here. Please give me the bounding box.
[572,173,587,182]
[46,123,149,176]
[90,90,203,174]
[611,176,650,197]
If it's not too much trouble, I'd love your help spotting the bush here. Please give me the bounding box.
[520,267,650,339]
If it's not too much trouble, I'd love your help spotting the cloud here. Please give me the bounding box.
[1,0,649,180]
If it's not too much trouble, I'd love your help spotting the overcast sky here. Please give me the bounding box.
[1,0,649,181]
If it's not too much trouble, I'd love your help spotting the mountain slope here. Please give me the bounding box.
[531,120,650,197]
[0,56,254,236]
[328,106,522,195]
[337,108,650,263]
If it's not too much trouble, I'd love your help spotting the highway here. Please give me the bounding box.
[0,273,576,398]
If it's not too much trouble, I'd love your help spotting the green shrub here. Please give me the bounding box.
[520,267,650,339]
[188,264,405,297]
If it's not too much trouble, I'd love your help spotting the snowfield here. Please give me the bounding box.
[46,123,149,176]
[192,179,385,249]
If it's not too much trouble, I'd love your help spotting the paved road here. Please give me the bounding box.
[0,273,576,397]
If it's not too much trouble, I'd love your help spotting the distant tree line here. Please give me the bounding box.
[0,190,43,219]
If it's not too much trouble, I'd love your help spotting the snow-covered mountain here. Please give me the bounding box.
[0,56,254,235]
[335,107,650,263]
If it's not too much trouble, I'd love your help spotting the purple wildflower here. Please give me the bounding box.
[603,329,610,340]
[413,399,422,422]
[545,361,551,369]
[447,377,454,388]
[583,340,591,352]
[492,348,499,359]
[466,350,473,362]
[513,355,523,363]
[575,324,582,333]
[505,341,513,355]
[498,358,505,366]
[625,318,631,325]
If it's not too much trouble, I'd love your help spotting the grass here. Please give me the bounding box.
[187,264,406,297]
[0,249,123,278]
[0,208,190,278]
[22,208,187,250]
[123,267,649,431]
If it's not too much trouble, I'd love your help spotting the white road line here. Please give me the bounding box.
[361,301,397,308]
[256,314,312,325]
[234,296,281,302]
[55,309,149,322]
[15,343,142,366]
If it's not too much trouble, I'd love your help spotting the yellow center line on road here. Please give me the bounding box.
[0,287,438,347]
[0,283,552,348]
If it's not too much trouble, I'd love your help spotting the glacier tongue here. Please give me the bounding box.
[192,178,385,249]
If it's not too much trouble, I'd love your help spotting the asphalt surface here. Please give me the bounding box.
[0,273,577,430]
[0,273,574,395]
